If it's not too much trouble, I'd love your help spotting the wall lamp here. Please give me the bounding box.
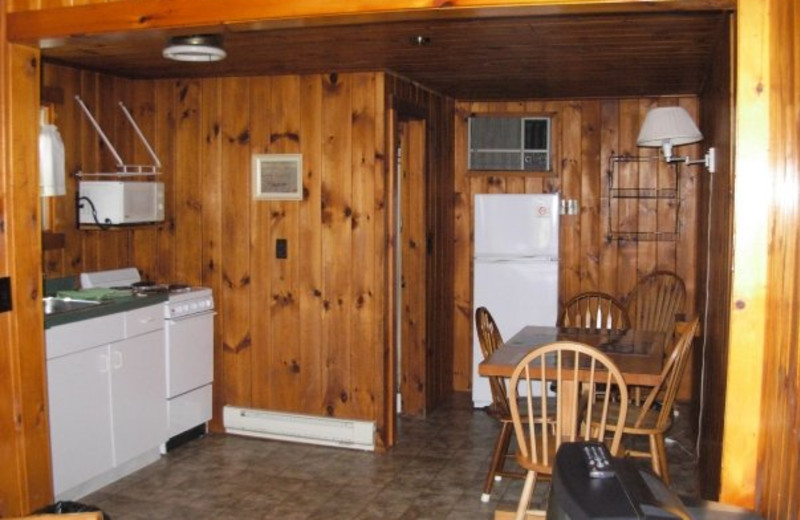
[637,106,716,173]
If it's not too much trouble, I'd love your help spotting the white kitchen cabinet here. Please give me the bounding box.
[111,330,166,465]
[47,343,114,495]
[46,302,166,500]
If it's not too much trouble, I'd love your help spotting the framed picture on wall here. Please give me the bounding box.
[252,153,303,201]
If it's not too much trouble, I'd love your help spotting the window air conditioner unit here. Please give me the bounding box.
[468,116,552,172]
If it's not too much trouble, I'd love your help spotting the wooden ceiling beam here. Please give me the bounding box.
[7,0,735,44]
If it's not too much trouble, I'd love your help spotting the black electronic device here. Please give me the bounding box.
[547,442,688,519]
[581,442,616,479]
[547,442,763,520]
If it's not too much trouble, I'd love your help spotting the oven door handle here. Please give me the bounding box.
[167,310,217,322]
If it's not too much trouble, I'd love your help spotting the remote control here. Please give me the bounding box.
[581,443,616,479]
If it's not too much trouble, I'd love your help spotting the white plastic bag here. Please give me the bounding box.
[39,122,66,197]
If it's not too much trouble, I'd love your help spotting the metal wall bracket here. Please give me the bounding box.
[75,95,162,177]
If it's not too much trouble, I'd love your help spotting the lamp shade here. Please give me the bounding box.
[636,106,703,148]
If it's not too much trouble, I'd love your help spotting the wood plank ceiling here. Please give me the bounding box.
[39,10,728,99]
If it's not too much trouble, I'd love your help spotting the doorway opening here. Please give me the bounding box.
[395,117,428,419]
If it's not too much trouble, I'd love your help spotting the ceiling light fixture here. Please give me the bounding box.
[637,106,715,172]
[163,34,227,62]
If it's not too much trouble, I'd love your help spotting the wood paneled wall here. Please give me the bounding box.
[748,0,800,516]
[451,97,702,397]
[695,12,734,500]
[0,39,54,516]
[42,66,399,444]
[387,75,456,416]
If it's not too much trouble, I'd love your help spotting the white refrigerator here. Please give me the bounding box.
[472,193,560,408]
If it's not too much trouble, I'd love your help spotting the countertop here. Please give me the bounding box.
[44,291,168,329]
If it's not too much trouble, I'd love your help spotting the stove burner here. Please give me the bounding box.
[168,284,191,294]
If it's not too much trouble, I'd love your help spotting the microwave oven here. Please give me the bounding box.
[78,181,165,225]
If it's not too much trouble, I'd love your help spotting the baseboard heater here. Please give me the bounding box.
[223,406,375,452]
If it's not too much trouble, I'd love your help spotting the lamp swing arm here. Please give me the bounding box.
[664,147,716,173]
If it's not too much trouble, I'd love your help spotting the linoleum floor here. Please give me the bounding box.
[81,394,699,519]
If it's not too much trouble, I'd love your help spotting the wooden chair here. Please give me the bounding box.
[475,307,527,503]
[558,291,631,331]
[557,292,629,401]
[588,317,699,484]
[625,270,686,338]
[624,271,687,403]
[508,341,629,519]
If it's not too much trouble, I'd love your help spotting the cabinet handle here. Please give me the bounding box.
[99,354,110,373]
[112,350,123,370]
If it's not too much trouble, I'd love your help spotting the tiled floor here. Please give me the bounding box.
[81,395,699,519]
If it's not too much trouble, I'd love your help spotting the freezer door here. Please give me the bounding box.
[474,193,560,258]
[471,258,559,408]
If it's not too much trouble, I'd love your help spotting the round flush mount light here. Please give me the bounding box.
[163,34,227,62]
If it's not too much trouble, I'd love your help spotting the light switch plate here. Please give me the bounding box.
[276,239,288,259]
[0,276,11,313]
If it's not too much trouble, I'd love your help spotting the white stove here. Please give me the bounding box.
[165,287,214,319]
[80,268,215,445]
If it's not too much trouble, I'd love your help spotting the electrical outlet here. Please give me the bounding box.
[276,238,288,259]
[0,276,11,313]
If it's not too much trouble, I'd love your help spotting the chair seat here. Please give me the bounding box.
[514,433,571,475]
[590,402,672,434]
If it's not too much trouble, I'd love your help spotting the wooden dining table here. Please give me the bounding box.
[478,325,668,387]
[479,325,668,520]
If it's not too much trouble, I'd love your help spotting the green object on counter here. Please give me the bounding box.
[57,288,133,301]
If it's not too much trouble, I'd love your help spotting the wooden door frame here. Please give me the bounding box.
[384,98,429,446]
[0,37,54,515]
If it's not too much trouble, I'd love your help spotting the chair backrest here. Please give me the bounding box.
[508,341,629,475]
[634,317,699,429]
[558,291,630,331]
[625,271,686,336]
[475,307,511,417]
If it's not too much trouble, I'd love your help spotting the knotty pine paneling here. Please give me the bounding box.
[753,0,800,516]
[387,74,456,416]
[198,77,224,430]
[398,119,427,417]
[0,42,54,515]
[319,73,355,418]
[217,76,253,409]
[452,97,701,399]
[41,65,398,445]
[695,11,733,500]
[349,73,384,420]
[40,65,170,281]
[5,0,114,12]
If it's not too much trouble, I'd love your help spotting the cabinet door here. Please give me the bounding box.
[110,330,167,465]
[47,345,113,496]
